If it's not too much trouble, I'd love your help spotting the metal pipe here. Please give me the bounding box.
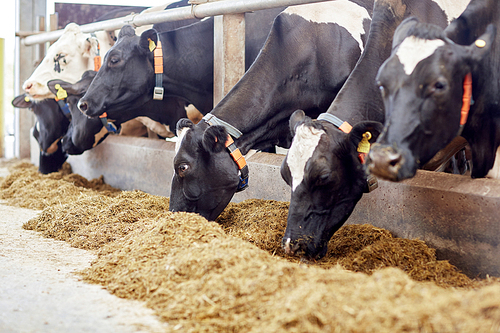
[22,0,329,46]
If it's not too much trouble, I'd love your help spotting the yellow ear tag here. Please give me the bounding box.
[24,96,30,102]
[55,84,68,100]
[148,38,156,52]
[357,132,372,154]
[475,39,486,48]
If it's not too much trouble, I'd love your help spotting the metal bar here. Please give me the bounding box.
[22,0,329,46]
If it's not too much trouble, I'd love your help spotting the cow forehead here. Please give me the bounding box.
[284,0,370,52]
[287,124,325,192]
[395,36,445,76]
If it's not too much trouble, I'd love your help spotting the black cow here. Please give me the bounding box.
[47,70,189,155]
[367,0,498,181]
[279,0,469,259]
[77,7,285,119]
[170,1,374,221]
[11,94,68,174]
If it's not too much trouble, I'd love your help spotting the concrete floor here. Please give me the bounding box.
[0,203,169,333]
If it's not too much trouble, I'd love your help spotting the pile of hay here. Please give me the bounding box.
[1,160,499,332]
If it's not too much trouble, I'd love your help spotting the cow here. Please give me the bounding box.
[22,0,194,101]
[11,94,68,174]
[47,71,195,155]
[279,0,470,260]
[169,0,375,221]
[367,0,498,182]
[77,7,286,119]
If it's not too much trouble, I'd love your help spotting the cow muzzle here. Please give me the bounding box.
[367,143,407,181]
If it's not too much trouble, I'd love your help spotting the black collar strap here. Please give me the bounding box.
[202,114,248,191]
[317,112,378,193]
[99,112,118,133]
[148,31,164,100]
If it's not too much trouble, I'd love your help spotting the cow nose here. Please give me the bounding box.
[24,83,33,92]
[78,99,88,113]
[367,144,403,181]
[283,237,302,256]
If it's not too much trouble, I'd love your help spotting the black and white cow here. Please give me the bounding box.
[77,7,286,119]
[279,0,470,259]
[47,71,192,155]
[170,0,374,221]
[11,94,68,174]
[367,0,498,181]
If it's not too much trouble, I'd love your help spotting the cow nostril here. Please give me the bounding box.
[78,100,88,113]
[25,83,33,91]
[388,152,402,167]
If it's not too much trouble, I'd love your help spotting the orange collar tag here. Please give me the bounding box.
[460,72,472,126]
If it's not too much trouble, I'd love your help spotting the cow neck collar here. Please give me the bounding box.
[99,112,119,133]
[202,113,248,192]
[148,30,164,101]
[316,113,378,193]
[90,33,101,71]
[458,72,473,136]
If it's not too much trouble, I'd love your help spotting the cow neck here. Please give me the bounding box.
[202,114,249,192]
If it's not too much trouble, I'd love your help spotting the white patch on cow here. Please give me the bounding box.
[434,0,470,24]
[487,147,500,179]
[396,36,445,75]
[283,0,370,52]
[287,124,325,191]
[175,127,190,155]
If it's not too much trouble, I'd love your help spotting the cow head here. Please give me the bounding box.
[47,70,112,155]
[12,94,69,173]
[367,17,495,181]
[23,23,100,101]
[280,110,382,259]
[170,119,245,221]
[78,25,156,118]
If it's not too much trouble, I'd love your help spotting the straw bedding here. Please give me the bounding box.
[2,160,499,332]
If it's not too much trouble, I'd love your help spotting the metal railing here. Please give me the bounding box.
[22,0,331,46]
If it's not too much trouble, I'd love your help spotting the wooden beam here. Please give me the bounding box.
[213,13,245,107]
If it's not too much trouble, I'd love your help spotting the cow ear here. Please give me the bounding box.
[289,110,308,136]
[202,125,227,153]
[84,35,99,58]
[392,17,420,50]
[139,29,158,54]
[176,118,194,136]
[47,79,74,96]
[464,24,496,63]
[347,121,384,150]
[118,25,136,39]
[12,94,32,108]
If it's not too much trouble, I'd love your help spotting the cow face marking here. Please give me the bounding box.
[175,126,190,154]
[53,53,67,73]
[287,124,324,191]
[396,36,445,75]
[284,0,370,52]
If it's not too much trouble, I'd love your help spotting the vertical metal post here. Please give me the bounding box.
[213,12,245,107]
[16,0,45,159]
[0,38,4,158]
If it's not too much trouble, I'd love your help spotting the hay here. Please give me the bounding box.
[79,212,500,332]
[2,160,500,332]
[0,161,119,210]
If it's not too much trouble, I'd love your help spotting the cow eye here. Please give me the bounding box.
[178,163,190,176]
[315,173,330,186]
[109,56,120,65]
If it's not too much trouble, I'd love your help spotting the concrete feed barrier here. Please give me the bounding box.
[29,135,500,278]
